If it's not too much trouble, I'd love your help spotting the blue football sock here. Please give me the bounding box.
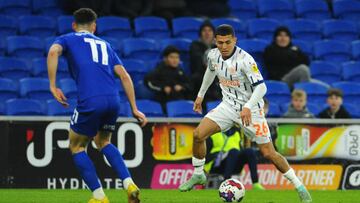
[73,151,101,191]
[101,144,131,180]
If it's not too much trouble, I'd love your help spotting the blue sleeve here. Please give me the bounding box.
[110,46,123,67]
[53,35,67,52]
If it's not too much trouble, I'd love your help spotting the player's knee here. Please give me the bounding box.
[93,137,110,151]
[193,128,206,143]
[69,142,83,154]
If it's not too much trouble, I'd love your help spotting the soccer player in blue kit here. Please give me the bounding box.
[47,8,147,203]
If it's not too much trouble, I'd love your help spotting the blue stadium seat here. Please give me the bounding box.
[136,99,164,117]
[59,78,77,99]
[146,60,160,72]
[0,0,31,15]
[247,18,280,40]
[314,40,351,63]
[211,18,246,39]
[295,0,331,20]
[32,0,63,16]
[47,99,76,116]
[32,57,69,78]
[172,17,204,40]
[292,39,313,57]
[351,40,360,60]
[258,0,294,20]
[265,81,291,105]
[294,82,329,104]
[0,38,5,56]
[333,0,360,21]
[97,16,132,40]
[284,19,322,41]
[228,0,257,20]
[332,82,360,104]
[7,36,44,58]
[0,57,30,79]
[19,16,56,38]
[57,15,73,35]
[5,98,44,115]
[310,61,342,84]
[123,59,147,84]
[118,101,131,117]
[206,100,221,112]
[0,15,18,38]
[0,78,18,101]
[19,77,52,100]
[122,38,160,61]
[166,100,201,117]
[134,16,170,39]
[343,103,360,118]
[342,61,360,82]
[135,81,155,100]
[267,103,282,117]
[323,20,358,42]
[237,39,268,66]
[307,102,322,116]
[101,37,122,57]
[0,102,4,114]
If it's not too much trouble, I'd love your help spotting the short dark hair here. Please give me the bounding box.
[327,88,343,98]
[215,24,235,37]
[162,45,180,57]
[73,8,97,25]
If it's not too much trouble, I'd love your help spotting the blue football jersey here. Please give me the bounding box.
[53,31,122,101]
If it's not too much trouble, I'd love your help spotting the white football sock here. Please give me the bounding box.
[93,187,105,200]
[192,157,205,175]
[123,177,134,190]
[283,168,303,189]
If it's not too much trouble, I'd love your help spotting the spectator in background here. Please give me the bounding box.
[190,21,221,101]
[284,89,314,118]
[264,27,326,88]
[145,46,192,107]
[205,127,265,190]
[319,89,351,119]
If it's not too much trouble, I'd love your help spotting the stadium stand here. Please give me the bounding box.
[284,19,322,41]
[7,36,44,58]
[247,18,280,40]
[206,100,221,112]
[257,0,295,20]
[294,82,329,105]
[166,100,201,117]
[342,61,360,82]
[322,20,358,42]
[0,57,30,79]
[122,38,160,61]
[265,81,291,105]
[310,61,342,84]
[58,78,77,99]
[5,98,44,115]
[332,82,360,105]
[57,15,73,35]
[172,17,204,40]
[134,16,170,39]
[333,0,360,21]
[97,16,133,39]
[0,0,32,15]
[211,18,246,39]
[136,99,164,117]
[0,15,18,38]
[295,0,331,20]
[0,78,18,102]
[19,15,57,38]
[19,77,52,100]
[228,0,257,20]
[32,0,63,16]
[47,99,76,116]
[314,40,351,62]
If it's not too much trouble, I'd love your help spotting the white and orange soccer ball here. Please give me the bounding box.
[218,178,245,202]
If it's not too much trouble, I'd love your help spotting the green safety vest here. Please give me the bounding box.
[204,131,241,173]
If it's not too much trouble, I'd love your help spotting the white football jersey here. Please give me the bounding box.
[207,46,264,112]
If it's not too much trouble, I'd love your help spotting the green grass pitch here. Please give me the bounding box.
[0,189,359,203]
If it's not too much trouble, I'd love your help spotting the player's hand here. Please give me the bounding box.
[240,107,252,127]
[193,97,203,114]
[50,86,69,107]
[174,84,183,92]
[164,86,172,95]
[132,109,148,127]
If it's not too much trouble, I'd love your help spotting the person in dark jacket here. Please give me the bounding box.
[264,26,327,88]
[319,88,351,119]
[145,46,192,106]
[284,89,314,118]
[189,20,221,101]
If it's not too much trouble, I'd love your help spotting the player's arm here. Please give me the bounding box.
[47,44,68,107]
[194,59,217,114]
[241,57,267,126]
[114,65,148,127]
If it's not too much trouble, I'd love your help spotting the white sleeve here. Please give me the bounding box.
[244,82,267,109]
[241,54,264,86]
[197,67,216,98]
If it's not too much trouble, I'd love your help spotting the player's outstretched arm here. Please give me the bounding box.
[114,65,148,127]
[47,44,68,107]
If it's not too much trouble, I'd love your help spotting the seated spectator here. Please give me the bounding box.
[264,27,327,88]
[319,88,351,119]
[145,46,192,106]
[190,20,221,101]
[205,127,265,190]
[284,89,314,118]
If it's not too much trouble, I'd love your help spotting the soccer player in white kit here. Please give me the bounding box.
[179,25,312,203]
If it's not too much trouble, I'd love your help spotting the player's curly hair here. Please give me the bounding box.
[73,8,97,25]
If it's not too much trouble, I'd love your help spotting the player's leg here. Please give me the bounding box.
[179,102,234,191]
[94,131,139,203]
[257,142,311,202]
[69,129,108,203]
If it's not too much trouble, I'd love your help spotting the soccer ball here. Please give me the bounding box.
[218,178,245,202]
